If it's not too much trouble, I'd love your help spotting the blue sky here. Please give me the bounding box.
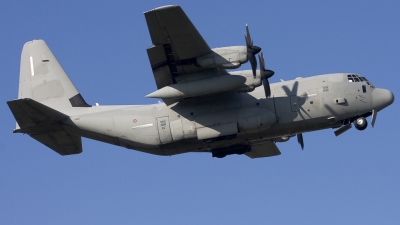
[1,0,399,224]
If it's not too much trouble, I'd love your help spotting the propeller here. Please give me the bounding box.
[297,133,304,150]
[245,24,261,77]
[258,52,275,97]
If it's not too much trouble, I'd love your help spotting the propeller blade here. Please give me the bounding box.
[259,52,265,71]
[245,24,261,77]
[262,78,271,98]
[258,52,274,98]
[245,24,252,47]
[297,133,304,150]
[334,123,352,136]
[249,54,257,77]
[371,110,377,127]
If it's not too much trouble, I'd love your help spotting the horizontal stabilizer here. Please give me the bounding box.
[245,141,281,158]
[30,133,82,155]
[7,98,82,155]
[7,98,67,129]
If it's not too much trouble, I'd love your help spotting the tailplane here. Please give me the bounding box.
[8,40,88,155]
[7,98,82,155]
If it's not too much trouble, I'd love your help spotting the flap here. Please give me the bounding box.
[245,141,281,159]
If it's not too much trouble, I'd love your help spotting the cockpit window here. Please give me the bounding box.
[347,74,374,88]
[347,74,359,82]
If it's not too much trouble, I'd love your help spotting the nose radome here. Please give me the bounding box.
[372,88,394,111]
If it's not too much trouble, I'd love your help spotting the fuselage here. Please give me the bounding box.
[59,73,393,156]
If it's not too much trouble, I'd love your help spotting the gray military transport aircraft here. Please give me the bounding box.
[7,5,394,158]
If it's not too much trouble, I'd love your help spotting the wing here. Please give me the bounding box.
[144,5,225,94]
[245,141,281,159]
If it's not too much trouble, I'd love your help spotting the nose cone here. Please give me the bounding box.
[372,88,394,111]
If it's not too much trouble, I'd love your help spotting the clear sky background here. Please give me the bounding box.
[1,0,399,224]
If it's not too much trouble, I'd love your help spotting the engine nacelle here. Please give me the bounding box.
[145,75,246,99]
[230,70,263,92]
[196,46,247,69]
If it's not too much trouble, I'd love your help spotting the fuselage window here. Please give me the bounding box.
[362,85,366,93]
[160,120,166,126]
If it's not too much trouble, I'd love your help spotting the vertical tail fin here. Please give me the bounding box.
[18,40,90,109]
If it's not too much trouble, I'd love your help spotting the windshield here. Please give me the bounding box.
[347,74,374,88]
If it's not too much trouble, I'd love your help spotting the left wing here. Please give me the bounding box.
[144,5,225,93]
[145,5,211,61]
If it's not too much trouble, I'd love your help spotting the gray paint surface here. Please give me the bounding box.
[7,6,394,159]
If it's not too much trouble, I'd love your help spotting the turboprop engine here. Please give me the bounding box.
[145,71,264,100]
[196,24,261,75]
[196,46,248,69]
[146,75,247,99]
[145,25,273,100]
